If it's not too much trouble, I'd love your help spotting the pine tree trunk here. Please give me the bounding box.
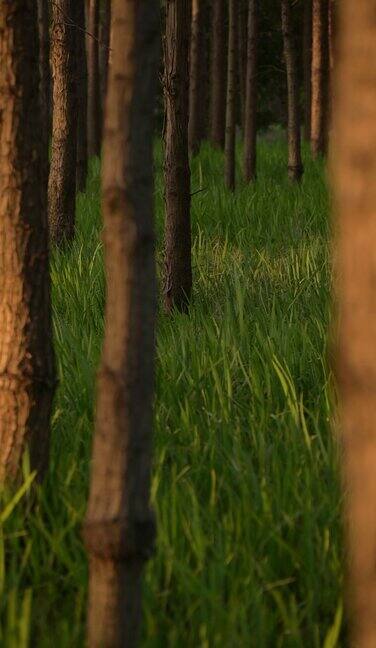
[189,0,208,155]
[225,0,237,191]
[99,0,111,114]
[163,0,192,313]
[209,0,227,149]
[281,0,303,182]
[332,2,376,646]
[87,0,102,158]
[303,0,312,141]
[0,1,56,483]
[237,0,247,131]
[76,0,89,192]
[311,0,329,158]
[243,0,258,183]
[48,0,77,246]
[83,2,160,646]
[37,0,51,191]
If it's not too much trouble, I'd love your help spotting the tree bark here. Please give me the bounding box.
[163,0,192,313]
[48,0,77,245]
[281,0,303,182]
[225,0,237,191]
[237,0,247,131]
[243,0,258,183]
[311,0,329,158]
[87,0,102,158]
[76,0,89,192]
[188,0,208,155]
[99,0,111,114]
[332,2,376,647]
[209,0,227,149]
[303,0,312,141]
[82,2,160,646]
[37,0,51,191]
[0,1,56,482]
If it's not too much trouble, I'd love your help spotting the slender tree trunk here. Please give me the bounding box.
[76,0,89,192]
[225,0,237,191]
[311,0,329,158]
[303,0,312,141]
[189,0,208,155]
[327,0,335,143]
[163,0,192,313]
[87,0,102,158]
[83,2,159,646]
[0,1,56,483]
[237,0,247,131]
[209,0,227,149]
[332,2,376,647]
[281,0,303,182]
[243,0,258,183]
[48,0,77,245]
[99,0,111,114]
[37,0,51,191]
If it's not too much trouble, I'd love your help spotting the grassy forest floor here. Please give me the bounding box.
[0,139,344,647]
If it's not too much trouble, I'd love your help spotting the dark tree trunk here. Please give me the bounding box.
[0,0,56,482]
[303,0,312,141]
[76,0,89,192]
[237,0,247,130]
[225,0,237,191]
[48,0,77,245]
[163,0,192,313]
[281,0,303,182]
[243,0,258,182]
[87,0,102,158]
[99,0,111,114]
[82,1,160,646]
[37,0,51,191]
[209,0,227,149]
[189,0,208,155]
[332,1,376,646]
[311,0,329,158]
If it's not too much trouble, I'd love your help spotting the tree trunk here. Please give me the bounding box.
[225,0,237,191]
[188,0,208,155]
[48,0,77,246]
[37,0,51,191]
[243,0,258,183]
[303,0,312,141]
[209,0,227,149]
[99,0,111,114]
[311,0,329,158]
[237,0,247,131]
[87,0,102,158]
[281,0,303,182]
[332,2,376,647]
[163,0,192,313]
[76,0,89,192]
[0,1,56,483]
[82,2,160,646]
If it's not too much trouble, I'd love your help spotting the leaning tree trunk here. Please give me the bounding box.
[0,0,56,483]
[37,0,51,192]
[281,0,303,182]
[87,0,102,158]
[311,0,329,158]
[224,0,237,191]
[48,0,77,245]
[99,0,111,114]
[243,0,258,183]
[332,2,376,647]
[163,0,192,313]
[209,0,227,149]
[303,0,312,141]
[83,1,160,646]
[76,0,89,192]
[188,0,208,155]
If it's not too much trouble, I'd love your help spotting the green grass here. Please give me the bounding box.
[0,139,344,647]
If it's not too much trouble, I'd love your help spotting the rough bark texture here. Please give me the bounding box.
[76,0,89,192]
[225,0,237,191]
[99,0,111,113]
[243,0,258,183]
[87,0,102,157]
[209,0,227,149]
[281,0,303,182]
[48,0,77,245]
[0,1,56,482]
[163,0,192,313]
[311,0,329,158]
[82,1,160,646]
[332,3,376,647]
[303,0,312,141]
[188,0,208,155]
[37,0,51,191]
